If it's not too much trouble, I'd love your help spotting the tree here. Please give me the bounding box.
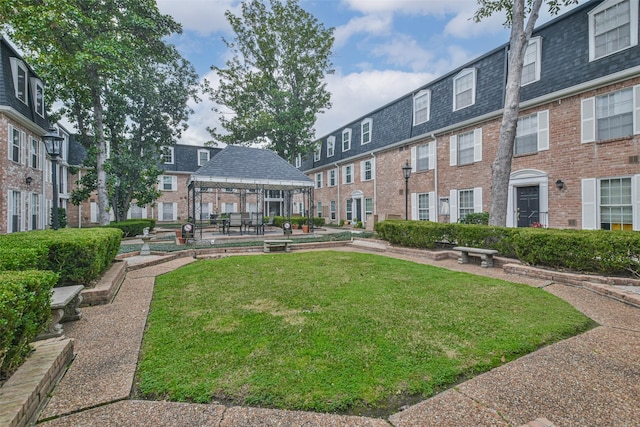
[0,0,189,225]
[208,0,334,161]
[474,0,576,226]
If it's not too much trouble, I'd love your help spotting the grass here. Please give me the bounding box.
[137,251,595,415]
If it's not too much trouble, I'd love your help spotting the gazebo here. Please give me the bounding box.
[186,145,315,237]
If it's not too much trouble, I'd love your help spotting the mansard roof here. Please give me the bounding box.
[160,144,222,173]
[0,36,50,131]
[302,0,639,172]
[191,145,314,190]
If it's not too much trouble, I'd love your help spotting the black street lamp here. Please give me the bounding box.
[43,126,64,230]
[402,160,412,220]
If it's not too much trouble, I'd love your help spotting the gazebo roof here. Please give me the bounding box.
[189,145,314,190]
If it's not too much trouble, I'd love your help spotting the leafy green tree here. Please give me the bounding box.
[473,0,576,226]
[0,0,189,225]
[208,0,334,161]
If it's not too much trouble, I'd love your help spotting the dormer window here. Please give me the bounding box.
[453,68,476,111]
[342,128,351,152]
[314,142,321,162]
[521,37,542,86]
[197,149,209,166]
[10,58,28,104]
[31,78,45,117]
[327,136,335,157]
[295,153,301,168]
[589,0,638,61]
[161,146,174,164]
[361,118,372,145]
[413,89,430,125]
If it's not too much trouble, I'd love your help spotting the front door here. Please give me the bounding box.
[354,198,362,222]
[517,186,540,227]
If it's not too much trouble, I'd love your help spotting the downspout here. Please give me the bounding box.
[334,163,340,223]
[431,134,437,222]
[371,152,377,218]
[78,169,83,228]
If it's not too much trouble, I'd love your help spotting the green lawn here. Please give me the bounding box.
[137,251,595,415]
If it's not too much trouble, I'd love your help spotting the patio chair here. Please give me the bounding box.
[227,213,243,235]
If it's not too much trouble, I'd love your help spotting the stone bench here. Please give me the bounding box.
[37,285,84,340]
[453,246,498,268]
[263,239,293,253]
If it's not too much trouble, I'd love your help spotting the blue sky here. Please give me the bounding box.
[156,0,585,146]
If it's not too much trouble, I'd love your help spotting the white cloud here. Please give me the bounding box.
[443,7,506,39]
[370,34,434,72]
[156,0,237,35]
[333,14,393,48]
[341,0,475,16]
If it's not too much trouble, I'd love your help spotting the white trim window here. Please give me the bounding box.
[581,85,639,143]
[521,37,542,86]
[159,175,177,191]
[515,110,549,155]
[158,202,178,221]
[128,203,146,219]
[31,78,45,117]
[342,128,352,152]
[317,201,323,218]
[582,175,640,230]
[314,143,321,162]
[161,146,174,164]
[330,200,336,220]
[295,153,302,168]
[413,89,430,125]
[8,190,22,233]
[30,192,40,230]
[342,164,353,184]
[365,197,373,219]
[346,199,353,221]
[30,137,40,169]
[361,118,372,145]
[450,129,482,166]
[449,187,483,223]
[197,149,210,166]
[8,126,22,163]
[453,68,476,111]
[588,0,638,61]
[315,172,323,189]
[327,136,335,157]
[411,192,436,221]
[9,58,28,104]
[328,169,336,187]
[411,142,435,172]
[361,159,374,181]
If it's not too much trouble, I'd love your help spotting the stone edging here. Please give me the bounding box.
[0,338,73,427]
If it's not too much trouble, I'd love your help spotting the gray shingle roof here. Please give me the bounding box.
[192,145,313,189]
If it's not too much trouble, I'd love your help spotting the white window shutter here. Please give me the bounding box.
[371,158,376,180]
[581,97,596,143]
[157,176,163,191]
[634,85,640,135]
[473,128,482,162]
[21,132,27,165]
[7,191,12,232]
[428,191,437,222]
[127,208,132,219]
[537,110,549,151]
[171,176,177,191]
[473,187,483,213]
[581,178,597,230]
[450,136,457,166]
[360,161,366,181]
[450,189,458,223]
[411,193,418,220]
[90,202,98,223]
[411,146,417,172]
[157,202,163,220]
[20,191,26,231]
[634,174,640,231]
[428,142,436,170]
[109,209,115,222]
[6,126,10,160]
[172,203,178,221]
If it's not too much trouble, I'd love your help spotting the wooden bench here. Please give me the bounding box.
[263,239,293,253]
[453,246,498,268]
[37,285,84,340]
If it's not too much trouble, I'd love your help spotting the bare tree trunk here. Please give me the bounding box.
[489,0,543,226]
[92,77,110,226]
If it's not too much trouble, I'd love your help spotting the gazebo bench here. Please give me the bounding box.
[453,246,498,268]
[263,239,293,253]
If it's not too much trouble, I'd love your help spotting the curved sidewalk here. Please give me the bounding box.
[37,249,640,426]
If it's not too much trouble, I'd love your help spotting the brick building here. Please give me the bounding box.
[0,36,66,234]
[301,0,640,231]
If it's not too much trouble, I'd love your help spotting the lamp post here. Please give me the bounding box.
[43,126,64,230]
[402,160,412,220]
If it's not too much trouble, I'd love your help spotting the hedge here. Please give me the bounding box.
[375,220,640,276]
[0,228,122,287]
[107,218,156,238]
[0,270,58,379]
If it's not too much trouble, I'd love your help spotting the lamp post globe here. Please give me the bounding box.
[43,126,64,230]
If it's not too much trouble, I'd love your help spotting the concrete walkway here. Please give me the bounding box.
[37,247,640,426]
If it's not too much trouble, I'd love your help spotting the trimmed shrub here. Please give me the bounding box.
[0,228,122,287]
[458,212,489,225]
[0,270,58,379]
[107,218,156,238]
[375,220,639,276]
